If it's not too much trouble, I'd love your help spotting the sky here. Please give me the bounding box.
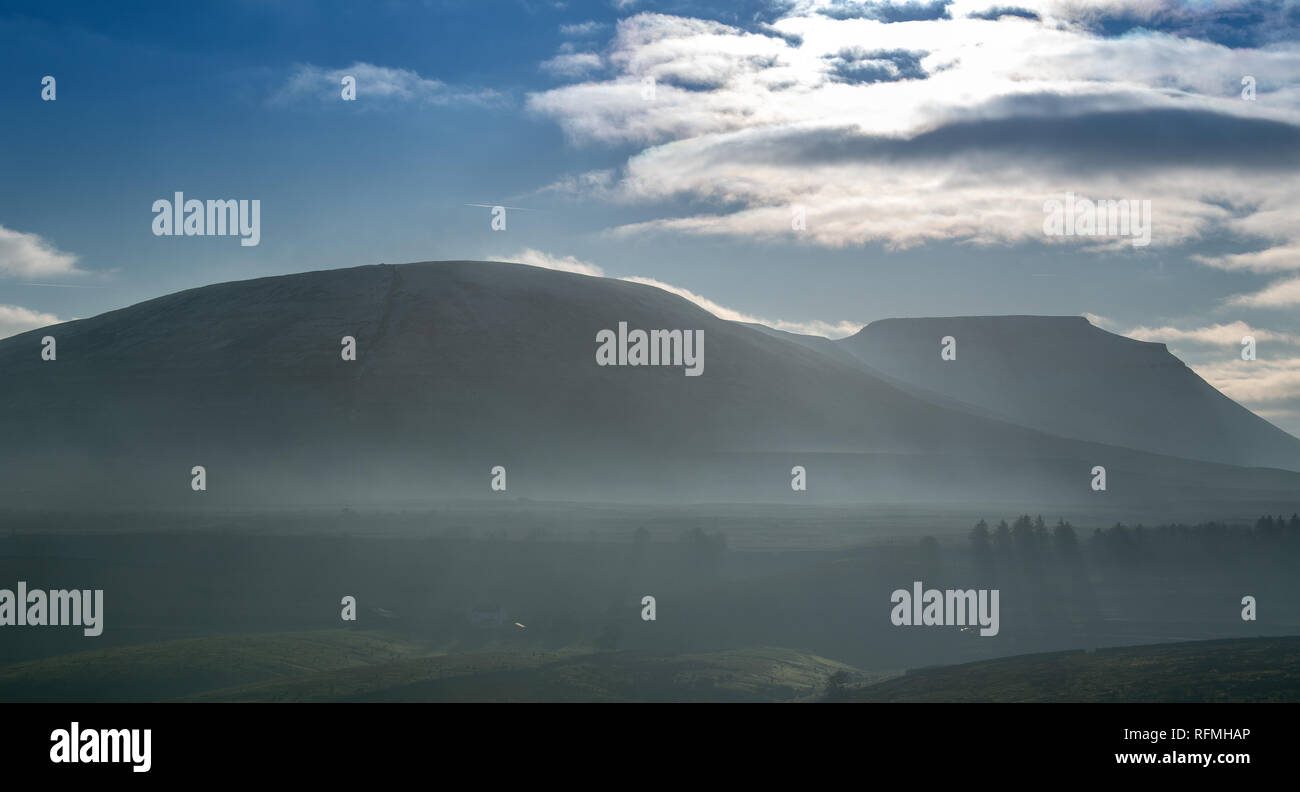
[3,0,1300,433]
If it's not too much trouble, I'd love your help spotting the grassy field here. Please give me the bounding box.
[842,636,1300,702]
[0,629,434,701]
[189,645,863,702]
[0,628,860,702]
[3,628,1298,702]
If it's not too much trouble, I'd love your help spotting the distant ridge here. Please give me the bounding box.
[0,261,1297,511]
[835,315,1300,472]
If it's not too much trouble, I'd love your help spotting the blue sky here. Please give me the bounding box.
[4,0,1300,433]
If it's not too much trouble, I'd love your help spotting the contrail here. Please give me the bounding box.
[464,203,536,211]
[20,282,106,289]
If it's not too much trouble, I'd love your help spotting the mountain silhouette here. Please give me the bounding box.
[1,261,1297,511]
[836,316,1300,472]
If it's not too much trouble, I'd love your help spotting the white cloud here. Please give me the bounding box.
[537,168,618,199]
[0,304,65,339]
[499,249,862,337]
[1192,357,1300,405]
[524,9,1300,251]
[620,275,863,337]
[1194,246,1300,274]
[560,21,606,36]
[1227,276,1300,308]
[542,52,604,78]
[1125,321,1300,347]
[498,248,606,276]
[0,225,82,278]
[272,62,501,105]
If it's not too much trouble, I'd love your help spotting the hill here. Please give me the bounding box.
[842,636,1300,702]
[0,629,857,702]
[1,262,1298,511]
[0,629,433,702]
[838,316,1300,471]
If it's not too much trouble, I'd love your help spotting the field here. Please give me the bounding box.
[844,636,1300,702]
[0,628,861,702]
[2,625,1297,702]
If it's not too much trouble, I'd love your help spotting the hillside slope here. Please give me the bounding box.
[1,262,1297,509]
[837,316,1300,471]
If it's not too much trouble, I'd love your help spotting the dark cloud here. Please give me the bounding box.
[824,48,928,84]
[1085,0,1300,48]
[819,0,952,23]
[713,104,1300,174]
[968,6,1040,22]
[630,0,801,28]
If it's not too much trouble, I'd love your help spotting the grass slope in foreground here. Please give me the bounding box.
[188,646,859,702]
[0,630,857,702]
[2,632,1297,702]
[842,636,1300,702]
